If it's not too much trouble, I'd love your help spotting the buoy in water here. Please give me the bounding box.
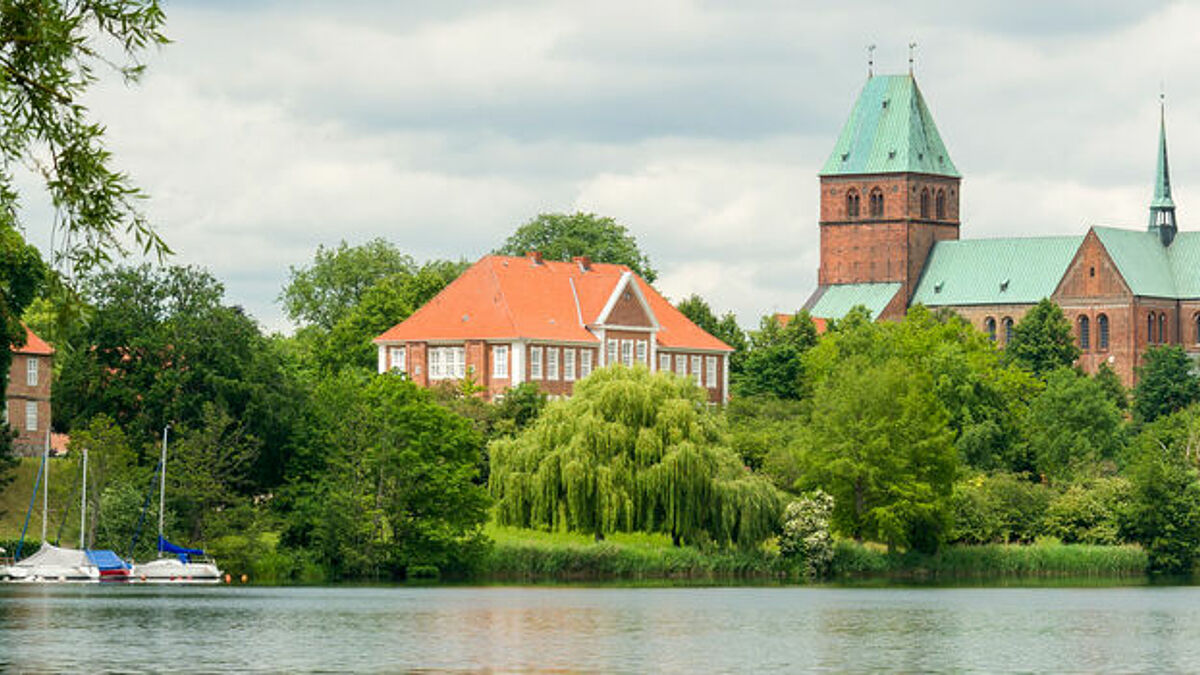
[224,573,231,584]
[240,574,248,584]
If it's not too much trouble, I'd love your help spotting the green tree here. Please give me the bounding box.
[490,366,783,548]
[1004,299,1081,377]
[55,264,301,485]
[734,310,818,399]
[1122,411,1200,575]
[168,404,260,542]
[800,358,957,553]
[1094,361,1128,411]
[280,371,491,579]
[495,212,657,282]
[676,294,747,371]
[281,238,417,330]
[1022,368,1125,482]
[1133,345,1200,425]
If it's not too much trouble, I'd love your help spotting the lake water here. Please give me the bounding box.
[2,584,1200,672]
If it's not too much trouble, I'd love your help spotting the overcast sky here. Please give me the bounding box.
[25,0,1200,332]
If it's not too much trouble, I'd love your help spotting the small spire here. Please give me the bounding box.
[867,44,876,78]
[908,42,917,74]
[1149,92,1177,246]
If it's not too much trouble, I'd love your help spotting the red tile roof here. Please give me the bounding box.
[12,325,53,355]
[375,255,731,352]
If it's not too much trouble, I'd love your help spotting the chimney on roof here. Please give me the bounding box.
[526,250,543,265]
[573,256,592,271]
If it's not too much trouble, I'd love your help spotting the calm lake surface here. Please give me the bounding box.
[3,584,1200,672]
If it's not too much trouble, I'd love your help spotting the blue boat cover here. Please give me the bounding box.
[159,536,206,558]
[86,549,131,571]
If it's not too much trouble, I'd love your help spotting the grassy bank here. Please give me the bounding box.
[481,525,1149,583]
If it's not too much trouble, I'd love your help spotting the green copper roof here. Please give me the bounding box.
[1094,227,1200,298]
[1152,105,1175,209]
[910,236,1083,306]
[820,74,959,178]
[806,282,902,319]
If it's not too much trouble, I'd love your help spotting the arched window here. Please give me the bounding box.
[920,188,930,219]
[1098,314,1109,350]
[984,316,996,342]
[1160,313,1168,344]
[1149,313,1156,343]
[869,188,884,218]
[936,189,946,220]
[1194,313,1200,344]
[1078,316,1090,350]
[1002,317,1014,344]
[846,189,860,218]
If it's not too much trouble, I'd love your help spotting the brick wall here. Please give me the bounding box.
[7,352,52,456]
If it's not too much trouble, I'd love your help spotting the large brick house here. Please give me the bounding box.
[6,326,53,455]
[805,72,1198,386]
[374,254,733,402]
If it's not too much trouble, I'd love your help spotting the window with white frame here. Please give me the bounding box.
[492,345,509,378]
[25,401,36,432]
[659,353,670,373]
[564,349,576,381]
[606,339,618,366]
[530,346,543,380]
[706,356,717,388]
[547,348,559,380]
[25,357,37,386]
[636,340,647,364]
[429,346,465,380]
[691,355,703,386]
[580,350,593,377]
[675,354,687,375]
[621,340,633,366]
[388,346,406,372]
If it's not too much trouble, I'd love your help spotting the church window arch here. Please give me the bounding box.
[1098,314,1109,351]
[936,189,946,220]
[846,189,860,218]
[1160,313,1168,344]
[920,188,930,219]
[869,187,884,217]
[1148,313,1156,343]
[984,316,996,342]
[1194,313,1200,344]
[1002,317,1014,344]
[1079,315,1090,351]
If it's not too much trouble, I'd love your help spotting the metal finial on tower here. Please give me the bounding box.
[1149,88,1177,246]
[867,44,876,78]
[908,42,917,74]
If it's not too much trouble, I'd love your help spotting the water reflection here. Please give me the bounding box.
[3,585,1200,671]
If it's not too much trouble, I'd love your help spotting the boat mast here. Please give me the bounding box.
[79,447,88,549]
[159,426,168,552]
[41,429,49,544]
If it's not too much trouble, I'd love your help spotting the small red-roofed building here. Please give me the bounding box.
[7,325,54,455]
[374,253,733,402]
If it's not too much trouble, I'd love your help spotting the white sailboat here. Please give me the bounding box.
[131,427,223,583]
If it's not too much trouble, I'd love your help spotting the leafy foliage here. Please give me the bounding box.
[490,366,783,548]
[281,372,491,579]
[1133,345,1200,425]
[779,491,834,579]
[1022,368,1125,482]
[281,238,417,330]
[799,357,956,553]
[1004,299,1081,377]
[495,212,657,282]
[949,473,1051,545]
[1121,409,1200,575]
[675,294,747,371]
[734,310,818,399]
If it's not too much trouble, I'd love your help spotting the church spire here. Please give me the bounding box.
[1149,96,1177,246]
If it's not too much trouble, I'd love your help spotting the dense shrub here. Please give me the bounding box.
[779,491,834,579]
[950,473,1051,544]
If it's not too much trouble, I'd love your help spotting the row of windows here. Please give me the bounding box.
[658,353,720,388]
[605,339,649,368]
[4,401,38,432]
[428,346,466,380]
[528,346,594,382]
[1147,312,1169,345]
[1078,314,1111,351]
[845,187,948,220]
[983,316,1014,344]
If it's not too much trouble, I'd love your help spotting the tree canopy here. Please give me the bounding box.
[1004,299,1081,376]
[496,212,657,282]
[1133,345,1200,425]
[281,238,418,330]
[733,310,818,399]
[490,366,782,548]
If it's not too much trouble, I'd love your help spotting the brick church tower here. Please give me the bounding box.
[813,74,961,320]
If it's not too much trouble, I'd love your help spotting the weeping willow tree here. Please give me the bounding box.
[490,366,783,548]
